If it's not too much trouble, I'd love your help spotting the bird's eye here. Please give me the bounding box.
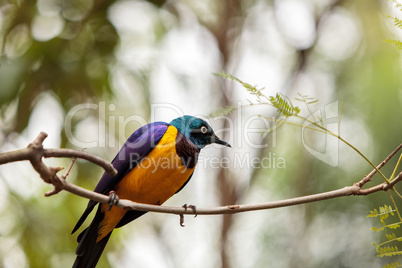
[200,126,208,134]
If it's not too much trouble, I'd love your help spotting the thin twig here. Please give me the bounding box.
[42,149,117,176]
[357,172,402,195]
[0,132,117,177]
[356,143,402,187]
[62,158,77,180]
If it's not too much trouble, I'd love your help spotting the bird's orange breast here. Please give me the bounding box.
[97,126,195,241]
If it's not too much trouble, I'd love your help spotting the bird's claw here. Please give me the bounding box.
[182,203,197,218]
[180,203,197,227]
[107,191,120,211]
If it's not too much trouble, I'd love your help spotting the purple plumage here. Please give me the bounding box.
[72,122,169,234]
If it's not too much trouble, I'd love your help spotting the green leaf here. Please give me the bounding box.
[382,262,402,268]
[208,105,238,118]
[377,246,402,257]
[269,93,300,117]
[386,233,397,240]
[385,38,402,50]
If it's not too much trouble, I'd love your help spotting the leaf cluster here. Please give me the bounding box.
[377,246,402,257]
[368,205,397,227]
[214,71,265,99]
[269,93,300,118]
[386,1,402,50]
[368,204,402,267]
[213,72,300,118]
[385,38,402,50]
[383,261,402,268]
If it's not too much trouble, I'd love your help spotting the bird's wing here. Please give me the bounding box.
[72,122,169,234]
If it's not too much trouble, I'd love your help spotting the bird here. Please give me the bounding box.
[72,115,231,268]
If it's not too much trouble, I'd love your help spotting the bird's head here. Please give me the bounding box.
[170,115,231,149]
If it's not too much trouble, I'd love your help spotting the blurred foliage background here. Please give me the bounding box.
[0,0,401,267]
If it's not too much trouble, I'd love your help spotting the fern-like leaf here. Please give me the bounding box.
[385,38,402,50]
[215,72,301,118]
[367,208,380,217]
[388,15,402,29]
[214,72,264,98]
[377,246,402,257]
[387,233,398,241]
[367,205,395,218]
[371,223,401,232]
[208,105,237,118]
[383,261,402,268]
[269,93,300,117]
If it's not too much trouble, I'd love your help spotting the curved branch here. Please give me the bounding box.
[54,171,402,216]
[43,149,117,176]
[0,132,117,176]
[0,132,400,217]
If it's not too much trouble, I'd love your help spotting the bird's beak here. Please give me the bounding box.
[212,135,231,147]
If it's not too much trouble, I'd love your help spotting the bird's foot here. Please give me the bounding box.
[182,204,197,218]
[179,204,197,227]
[107,191,120,211]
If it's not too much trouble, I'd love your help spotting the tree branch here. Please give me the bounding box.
[0,132,400,217]
[0,132,117,176]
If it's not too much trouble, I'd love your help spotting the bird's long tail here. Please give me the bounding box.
[73,207,111,268]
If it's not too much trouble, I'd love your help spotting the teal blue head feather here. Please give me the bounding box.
[170,115,231,149]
